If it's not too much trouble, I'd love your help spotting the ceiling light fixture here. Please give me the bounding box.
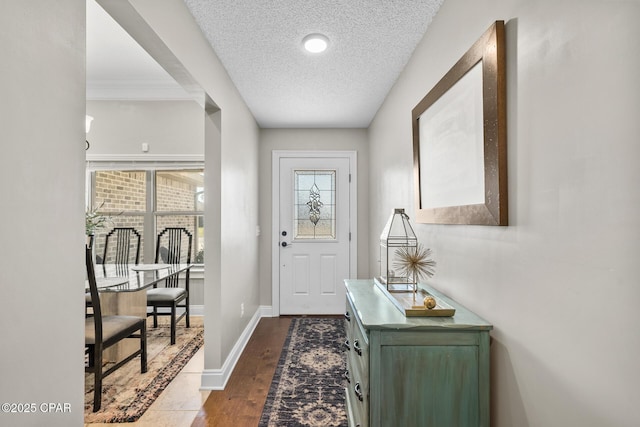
[303,33,329,53]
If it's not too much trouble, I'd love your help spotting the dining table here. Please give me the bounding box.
[88,263,193,363]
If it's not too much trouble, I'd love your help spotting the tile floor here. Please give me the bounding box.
[84,346,209,427]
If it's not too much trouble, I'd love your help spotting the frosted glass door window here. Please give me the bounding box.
[294,170,336,239]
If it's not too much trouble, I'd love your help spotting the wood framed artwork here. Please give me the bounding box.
[412,20,507,225]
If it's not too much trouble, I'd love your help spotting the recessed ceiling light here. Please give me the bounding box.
[303,33,329,53]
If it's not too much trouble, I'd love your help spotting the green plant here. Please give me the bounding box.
[85,202,118,235]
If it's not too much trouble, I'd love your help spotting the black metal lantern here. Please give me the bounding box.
[376,208,418,292]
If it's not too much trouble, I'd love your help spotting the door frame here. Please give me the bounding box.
[271,150,358,316]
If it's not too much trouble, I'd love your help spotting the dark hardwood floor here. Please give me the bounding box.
[191,317,292,427]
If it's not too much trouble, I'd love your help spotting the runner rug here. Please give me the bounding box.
[84,317,203,423]
[259,317,348,427]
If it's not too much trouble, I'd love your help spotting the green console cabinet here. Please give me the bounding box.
[344,279,493,427]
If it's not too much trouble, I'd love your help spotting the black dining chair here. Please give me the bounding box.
[85,244,147,412]
[146,227,192,344]
[87,227,142,313]
[101,227,141,265]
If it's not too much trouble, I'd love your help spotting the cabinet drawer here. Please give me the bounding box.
[345,295,369,426]
[345,296,369,384]
[345,368,368,427]
[348,324,368,387]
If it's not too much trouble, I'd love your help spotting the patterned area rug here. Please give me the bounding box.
[84,317,203,423]
[259,317,348,427]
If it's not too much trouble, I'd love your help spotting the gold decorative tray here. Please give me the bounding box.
[374,280,455,317]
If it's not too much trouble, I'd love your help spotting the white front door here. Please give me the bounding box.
[274,153,354,315]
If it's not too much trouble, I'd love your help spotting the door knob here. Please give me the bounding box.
[281,242,288,247]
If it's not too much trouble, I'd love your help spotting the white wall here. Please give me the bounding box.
[258,129,370,307]
[368,0,640,426]
[86,100,203,155]
[0,1,85,426]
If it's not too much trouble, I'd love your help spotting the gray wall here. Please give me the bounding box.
[86,100,203,155]
[258,128,370,307]
[0,1,86,426]
[368,0,640,426]
[118,0,261,373]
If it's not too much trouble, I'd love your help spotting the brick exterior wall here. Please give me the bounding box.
[96,170,146,213]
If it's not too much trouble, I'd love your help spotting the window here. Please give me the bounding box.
[155,170,204,263]
[89,168,204,264]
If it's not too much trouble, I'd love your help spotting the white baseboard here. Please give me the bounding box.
[199,305,273,390]
[258,305,275,318]
[189,305,204,316]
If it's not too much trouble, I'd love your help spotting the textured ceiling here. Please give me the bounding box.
[87,0,444,128]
